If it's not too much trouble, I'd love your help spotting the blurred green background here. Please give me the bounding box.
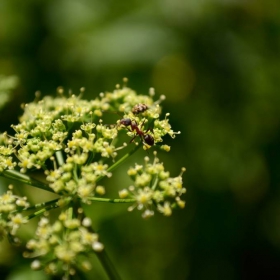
[1,0,280,279]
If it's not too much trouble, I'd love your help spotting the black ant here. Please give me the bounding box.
[119,118,154,146]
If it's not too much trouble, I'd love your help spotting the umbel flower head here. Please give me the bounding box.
[120,151,186,218]
[0,80,186,278]
[4,83,180,174]
[0,186,29,241]
[25,213,103,277]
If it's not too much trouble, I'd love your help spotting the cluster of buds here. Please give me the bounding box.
[0,186,29,240]
[25,213,103,277]
[0,81,186,278]
[119,152,186,218]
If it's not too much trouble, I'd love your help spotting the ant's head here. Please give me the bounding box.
[119,118,132,127]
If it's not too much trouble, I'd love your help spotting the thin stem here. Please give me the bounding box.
[55,150,65,167]
[16,198,60,213]
[26,201,59,220]
[87,197,136,203]
[86,151,96,165]
[96,144,141,183]
[73,166,79,182]
[1,170,54,193]
[151,173,159,191]
[96,249,122,280]
[66,205,73,219]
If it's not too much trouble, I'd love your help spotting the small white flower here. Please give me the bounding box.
[92,241,104,252]
[31,260,41,270]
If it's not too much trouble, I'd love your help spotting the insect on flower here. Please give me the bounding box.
[119,118,154,146]
[132,103,149,115]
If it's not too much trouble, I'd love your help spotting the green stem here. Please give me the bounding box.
[21,198,60,211]
[87,197,136,203]
[96,249,122,280]
[86,151,96,165]
[96,144,141,183]
[26,201,59,220]
[1,170,54,193]
[66,206,73,219]
[55,150,65,166]
[151,174,159,191]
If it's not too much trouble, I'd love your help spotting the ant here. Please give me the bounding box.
[119,118,154,146]
[132,103,148,115]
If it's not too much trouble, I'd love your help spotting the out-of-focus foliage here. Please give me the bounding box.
[0,75,18,109]
[0,0,280,279]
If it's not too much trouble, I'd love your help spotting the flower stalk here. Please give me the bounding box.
[2,170,54,192]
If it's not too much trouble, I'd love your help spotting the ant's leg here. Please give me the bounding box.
[130,136,137,143]
[137,119,146,131]
[144,126,155,135]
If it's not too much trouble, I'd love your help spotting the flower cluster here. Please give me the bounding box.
[0,133,16,172]
[119,152,186,218]
[0,81,186,278]
[0,186,29,240]
[2,85,180,175]
[25,212,103,278]
[45,160,110,201]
